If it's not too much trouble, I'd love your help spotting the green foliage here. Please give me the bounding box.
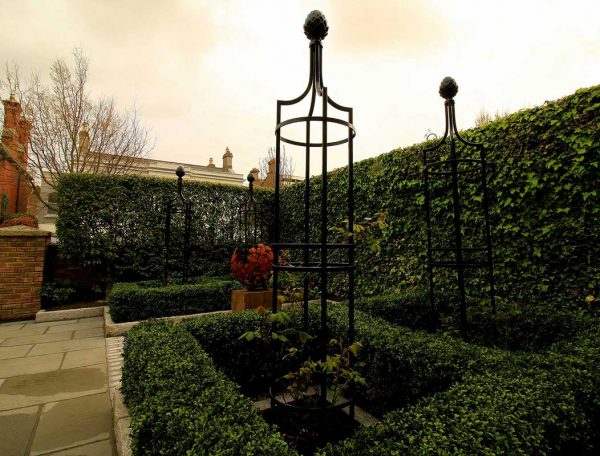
[280,85,600,306]
[55,173,273,281]
[353,288,595,351]
[181,311,282,392]
[185,305,510,416]
[240,309,366,406]
[320,325,600,455]
[108,276,241,323]
[40,278,104,309]
[0,193,8,216]
[121,320,294,455]
[126,307,600,454]
[354,288,437,330]
[40,279,77,308]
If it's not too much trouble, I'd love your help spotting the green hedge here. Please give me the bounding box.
[321,326,600,455]
[108,276,240,323]
[121,320,293,455]
[354,288,594,351]
[131,308,600,454]
[279,85,600,306]
[182,305,512,416]
[56,174,273,282]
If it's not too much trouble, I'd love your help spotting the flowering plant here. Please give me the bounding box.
[231,243,274,290]
[0,214,38,229]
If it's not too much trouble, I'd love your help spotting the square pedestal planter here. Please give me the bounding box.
[231,289,282,312]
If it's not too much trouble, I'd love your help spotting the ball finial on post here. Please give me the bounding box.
[304,10,329,41]
[439,77,459,100]
[175,166,186,178]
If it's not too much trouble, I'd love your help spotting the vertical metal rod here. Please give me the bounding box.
[272,102,282,314]
[448,101,467,338]
[303,116,311,330]
[163,199,172,285]
[320,86,328,406]
[348,106,355,421]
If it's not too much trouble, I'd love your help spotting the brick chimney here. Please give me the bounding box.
[1,95,31,214]
[222,146,233,171]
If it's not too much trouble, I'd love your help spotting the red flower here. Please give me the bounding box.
[231,243,274,290]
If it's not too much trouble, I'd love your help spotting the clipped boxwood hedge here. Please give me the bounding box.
[121,320,293,455]
[182,304,513,416]
[108,276,241,323]
[56,174,273,282]
[354,288,594,351]
[321,325,600,455]
[125,309,600,454]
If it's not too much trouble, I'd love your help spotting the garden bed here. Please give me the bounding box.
[108,276,241,323]
[121,303,600,454]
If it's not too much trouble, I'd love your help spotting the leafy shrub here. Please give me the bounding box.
[0,212,38,228]
[280,85,600,306]
[321,325,600,455]
[121,320,293,455]
[40,279,77,308]
[353,288,596,351]
[354,288,436,330]
[56,173,273,281]
[184,305,511,416]
[108,276,241,323]
[40,278,105,309]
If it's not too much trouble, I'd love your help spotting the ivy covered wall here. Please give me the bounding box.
[279,85,599,305]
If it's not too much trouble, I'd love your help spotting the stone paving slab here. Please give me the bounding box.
[1,332,74,347]
[0,316,115,454]
[0,344,32,360]
[27,337,105,357]
[30,393,112,455]
[48,439,113,455]
[62,348,106,370]
[0,353,64,378]
[73,327,104,339]
[45,320,103,333]
[0,364,108,411]
[0,405,40,456]
[0,325,48,337]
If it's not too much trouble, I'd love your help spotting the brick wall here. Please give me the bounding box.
[0,226,50,321]
[1,95,31,215]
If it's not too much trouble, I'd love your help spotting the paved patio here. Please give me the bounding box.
[0,316,115,456]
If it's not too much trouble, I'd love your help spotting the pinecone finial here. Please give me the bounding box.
[304,10,328,41]
[439,77,459,100]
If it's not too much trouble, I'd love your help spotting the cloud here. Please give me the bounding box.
[326,0,448,54]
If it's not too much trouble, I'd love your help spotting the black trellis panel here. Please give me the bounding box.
[423,77,496,338]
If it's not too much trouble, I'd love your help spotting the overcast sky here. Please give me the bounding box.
[1,0,599,179]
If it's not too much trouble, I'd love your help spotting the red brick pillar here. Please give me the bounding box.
[1,95,32,215]
[0,226,50,321]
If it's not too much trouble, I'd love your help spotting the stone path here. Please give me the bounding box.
[0,317,115,456]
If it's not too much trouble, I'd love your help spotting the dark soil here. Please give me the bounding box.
[263,404,358,455]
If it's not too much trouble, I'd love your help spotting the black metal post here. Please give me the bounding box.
[270,10,356,418]
[423,77,497,338]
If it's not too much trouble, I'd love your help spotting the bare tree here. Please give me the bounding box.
[258,145,295,184]
[1,49,153,210]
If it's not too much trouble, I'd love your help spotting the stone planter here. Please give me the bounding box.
[231,288,281,312]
